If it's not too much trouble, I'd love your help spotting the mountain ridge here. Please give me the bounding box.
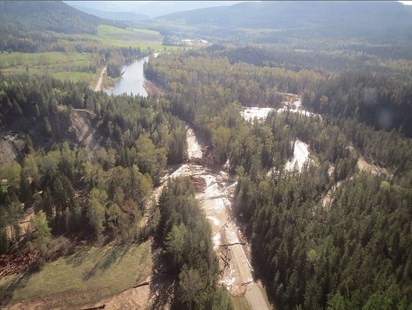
[153,1,412,43]
[70,4,149,21]
[0,1,103,35]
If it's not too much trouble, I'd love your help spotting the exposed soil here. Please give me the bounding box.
[357,156,388,175]
[144,80,166,98]
[94,67,107,92]
[70,109,101,156]
[189,175,207,192]
[0,137,18,165]
[83,277,152,310]
[285,140,310,172]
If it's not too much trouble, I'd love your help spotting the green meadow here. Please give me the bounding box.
[96,24,163,49]
[0,24,171,86]
[0,241,152,308]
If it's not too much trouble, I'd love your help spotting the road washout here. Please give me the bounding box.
[320,150,391,211]
[240,94,321,124]
[241,94,314,177]
[285,140,310,172]
[240,107,274,122]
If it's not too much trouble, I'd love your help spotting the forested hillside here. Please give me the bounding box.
[152,1,412,46]
[0,73,187,250]
[0,1,101,35]
[158,178,232,309]
[70,5,149,21]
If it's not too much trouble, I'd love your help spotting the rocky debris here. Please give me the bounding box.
[189,175,206,192]
[0,252,41,277]
[191,146,219,169]
[0,134,25,165]
[219,242,246,247]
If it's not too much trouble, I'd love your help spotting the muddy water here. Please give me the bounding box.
[155,127,271,309]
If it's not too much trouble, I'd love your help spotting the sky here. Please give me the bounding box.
[65,1,412,18]
[65,1,243,18]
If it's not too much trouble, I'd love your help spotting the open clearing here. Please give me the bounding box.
[0,24,167,86]
[0,52,92,69]
[0,241,152,309]
[0,51,99,84]
[97,24,163,49]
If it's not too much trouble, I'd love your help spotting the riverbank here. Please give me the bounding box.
[144,80,166,97]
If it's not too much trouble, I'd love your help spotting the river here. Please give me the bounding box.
[106,56,149,96]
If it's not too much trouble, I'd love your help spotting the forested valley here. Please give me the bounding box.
[1,1,412,309]
[145,46,412,308]
[0,72,188,246]
[0,71,232,309]
[2,43,412,310]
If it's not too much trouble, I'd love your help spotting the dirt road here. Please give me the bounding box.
[94,66,107,92]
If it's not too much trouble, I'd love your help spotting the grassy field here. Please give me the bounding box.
[51,71,100,83]
[0,241,152,308]
[0,24,184,86]
[0,52,93,69]
[1,68,98,85]
[97,24,164,49]
[0,51,99,84]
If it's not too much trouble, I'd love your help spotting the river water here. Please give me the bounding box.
[106,57,149,96]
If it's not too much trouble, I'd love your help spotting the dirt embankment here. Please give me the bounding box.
[357,155,389,176]
[0,134,25,165]
[143,80,166,98]
[70,109,101,156]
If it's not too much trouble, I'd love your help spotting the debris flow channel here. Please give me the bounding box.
[154,127,271,309]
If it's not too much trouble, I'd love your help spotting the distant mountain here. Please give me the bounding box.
[0,1,103,35]
[64,1,242,18]
[154,1,412,43]
[71,5,149,21]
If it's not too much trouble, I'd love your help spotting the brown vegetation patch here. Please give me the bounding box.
[189,176,206,192]
[144,80,166,98]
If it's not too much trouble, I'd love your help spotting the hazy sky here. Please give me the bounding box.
[65,1,244,17]
[65,1,412,18]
